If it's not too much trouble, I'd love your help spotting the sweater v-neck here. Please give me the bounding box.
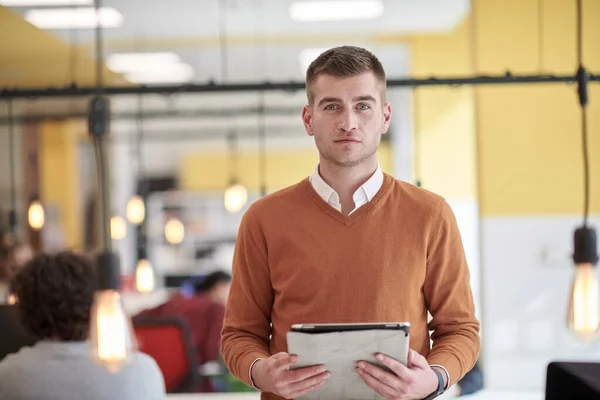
[302,173,395,227]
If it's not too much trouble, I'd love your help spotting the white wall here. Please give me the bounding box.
[481,215,600,391]
[447,199,481,323]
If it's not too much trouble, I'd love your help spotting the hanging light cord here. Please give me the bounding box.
[228,131,238,182]
[136,93,145,196]
[218,0,228,82]
[7,99,17,234]
[94,0,103,91]
[92,0,111,251]
[258,92,267,196]
[576,0,590,227]
[136,93,148,245]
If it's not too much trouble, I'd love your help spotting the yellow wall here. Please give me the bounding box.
[473,0,600,215]
[0,7,123,87]
[39,119,83,249]
[410,21,477,201]
[180,142,393,191]
[409,0,600,215]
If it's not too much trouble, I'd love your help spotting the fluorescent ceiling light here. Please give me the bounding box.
[1,0,91,5]
[107,52,181,73]
[25,6,123,29]
[125,63,195,84]
[290,0,383,22]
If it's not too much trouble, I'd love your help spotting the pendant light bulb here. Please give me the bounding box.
[164,218,185,245]
[89,290,135,373]
[567,227,600,341]
[28,199,45,230]
[567,263,599,341]
[135,258,155,293]
[224,182,248,213]
[126,195,145,225]
[110,216,126,241]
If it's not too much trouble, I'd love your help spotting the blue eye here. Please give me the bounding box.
[358,103,370,110]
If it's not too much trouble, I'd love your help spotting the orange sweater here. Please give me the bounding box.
[221,173,480,398]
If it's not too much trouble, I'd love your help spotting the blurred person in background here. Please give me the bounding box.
[0,235,37,361]
[0,251,165,400]
[0,235,33,302]
[455,361,483,397]
[135,270,232,392]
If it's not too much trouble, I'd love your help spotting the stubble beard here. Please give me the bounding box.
[318,140,380,169]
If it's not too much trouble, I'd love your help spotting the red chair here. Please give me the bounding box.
[132,316,199,393]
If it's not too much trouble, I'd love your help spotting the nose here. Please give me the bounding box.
[337,108,358,132]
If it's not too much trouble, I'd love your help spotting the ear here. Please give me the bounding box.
[302,105,314,137]
[381,102,392,135]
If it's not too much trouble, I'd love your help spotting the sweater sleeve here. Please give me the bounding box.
[423,200,481,387]
[220,206,273,387]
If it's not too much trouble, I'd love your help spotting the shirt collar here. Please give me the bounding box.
[309,164,384,205]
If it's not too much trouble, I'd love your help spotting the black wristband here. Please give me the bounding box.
[422,368,445,400]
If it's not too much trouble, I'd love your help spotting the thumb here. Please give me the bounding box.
[408,349,428,369]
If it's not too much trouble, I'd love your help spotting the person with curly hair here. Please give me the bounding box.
[0,251,165,400]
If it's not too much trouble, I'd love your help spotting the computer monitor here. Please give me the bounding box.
[545,361,600,399]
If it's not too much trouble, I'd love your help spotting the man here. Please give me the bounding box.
[0,251,165,400]
[221,46,480,400]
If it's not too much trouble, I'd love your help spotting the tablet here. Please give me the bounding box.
[291,322,410,335]
[287,322,411,400]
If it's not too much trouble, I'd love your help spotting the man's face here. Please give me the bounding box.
[302,72,392,168]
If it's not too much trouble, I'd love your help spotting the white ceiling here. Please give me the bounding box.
[2,0,469,176]
[6,0,469,83]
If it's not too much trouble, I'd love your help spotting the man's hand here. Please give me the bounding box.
[251,352,330,399]
[356,349,439,400]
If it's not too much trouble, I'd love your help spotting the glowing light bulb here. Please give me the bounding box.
[126,195,145,225]
[28,200,45,230]
[164,218,184,244]
[567,263,600,341]
[7,294,17,305]
[89,290,135,373]
[135,259,155,293]
[110,216,126,240]
[224,183,247,213]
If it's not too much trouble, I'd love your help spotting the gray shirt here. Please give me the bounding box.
[0,340,165,400]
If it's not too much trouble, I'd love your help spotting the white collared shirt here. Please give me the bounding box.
[309,165,384,215]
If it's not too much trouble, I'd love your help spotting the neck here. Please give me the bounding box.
[318,159,378,200]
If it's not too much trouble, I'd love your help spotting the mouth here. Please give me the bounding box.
[334,139,361,143]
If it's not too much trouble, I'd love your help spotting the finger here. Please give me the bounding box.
[272,354,299,371]
[357,361,402,390]
[407,349,428,368]
[407,349,416,366]
[287,378,327,399]
[357,367,397,399]
[288,371,330,392]
[375,353,412,381]
[288,364,327,383]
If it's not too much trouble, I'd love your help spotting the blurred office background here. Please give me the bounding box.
[1,0,599,398]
